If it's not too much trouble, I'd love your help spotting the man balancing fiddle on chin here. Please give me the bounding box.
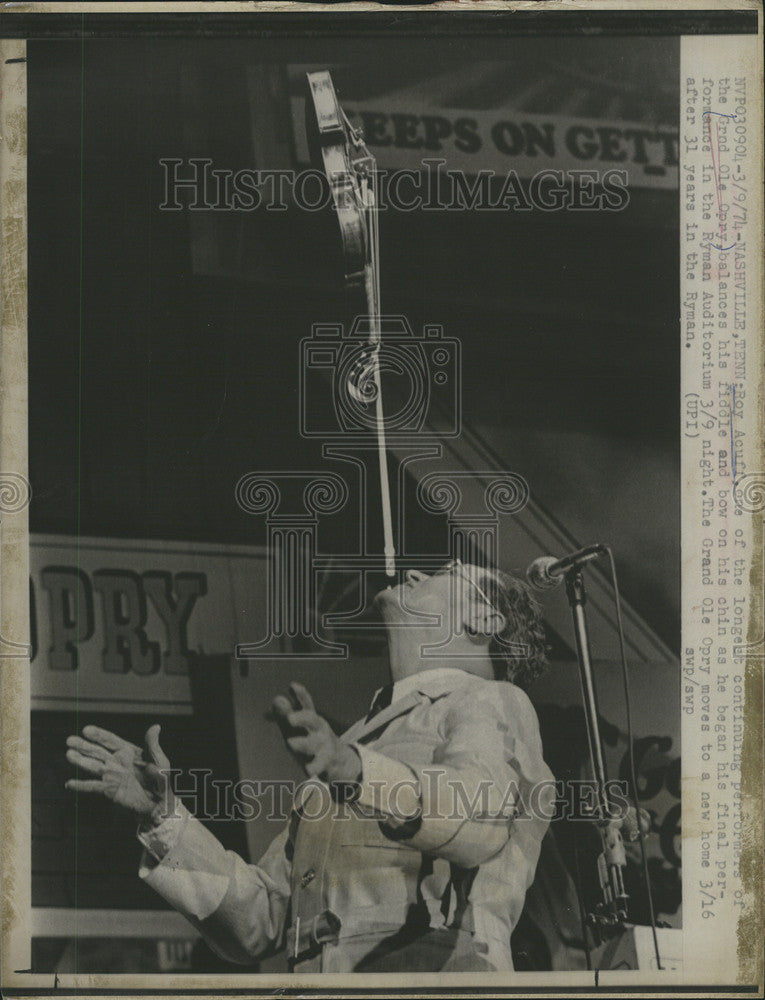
[66,558,554,973]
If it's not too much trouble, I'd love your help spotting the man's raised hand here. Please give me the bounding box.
[271,681,361,787]
[65,724,176,824]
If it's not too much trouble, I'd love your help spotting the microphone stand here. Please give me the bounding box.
[565,568,630,943]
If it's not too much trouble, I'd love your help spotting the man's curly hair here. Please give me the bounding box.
[478,568,549,689]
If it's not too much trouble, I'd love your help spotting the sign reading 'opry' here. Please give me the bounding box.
[29,536,269,714]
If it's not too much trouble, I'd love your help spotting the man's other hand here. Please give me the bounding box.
[65,724,176,824]
[272,682,361,787]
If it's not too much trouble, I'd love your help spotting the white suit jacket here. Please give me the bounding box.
[139,668,555,973]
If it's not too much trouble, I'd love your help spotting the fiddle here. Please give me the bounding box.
[305,71,396,578]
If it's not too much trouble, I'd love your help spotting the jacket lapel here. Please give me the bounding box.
[340,689,424,744]
[341,671,474,745]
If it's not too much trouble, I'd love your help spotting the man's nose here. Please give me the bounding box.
[405,569,428,584]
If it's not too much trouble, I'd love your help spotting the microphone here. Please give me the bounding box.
[526,544,607,590]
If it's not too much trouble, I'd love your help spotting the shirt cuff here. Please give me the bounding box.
[137,800,190,862]
[351,744,421,821]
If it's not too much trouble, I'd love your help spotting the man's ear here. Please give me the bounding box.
[464,604,506,640]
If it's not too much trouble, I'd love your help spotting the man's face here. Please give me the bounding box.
[376,560,499,634]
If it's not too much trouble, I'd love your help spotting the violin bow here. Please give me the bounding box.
[308,75,397,578]
[353,119,396,578]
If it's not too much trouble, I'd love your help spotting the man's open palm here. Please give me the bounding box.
[65,724,174,822]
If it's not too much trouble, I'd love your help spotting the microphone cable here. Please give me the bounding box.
[604,545,663,971]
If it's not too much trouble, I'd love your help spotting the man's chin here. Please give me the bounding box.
[373,583,399,606]
[374,582,412,617]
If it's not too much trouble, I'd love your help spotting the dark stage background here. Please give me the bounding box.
[27,32,680,973]
[29,35,679,648]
